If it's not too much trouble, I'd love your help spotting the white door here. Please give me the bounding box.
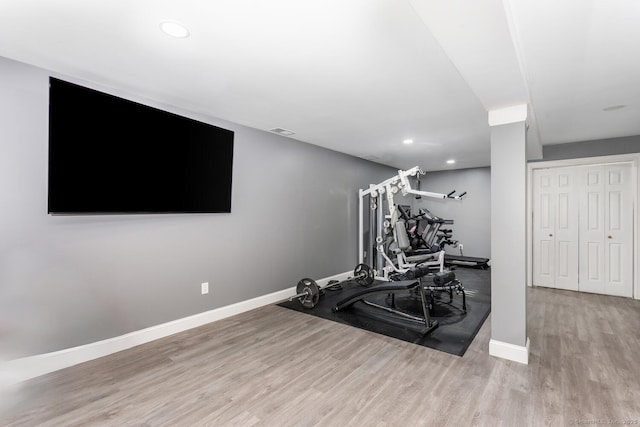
[554,169,579,291]
[533,169,555,288]
[579,166,605,294]
[579,163,633,297]
[532,168,579,291]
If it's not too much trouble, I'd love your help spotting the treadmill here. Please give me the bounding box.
[438,227,490,269]
[444,253,490,269]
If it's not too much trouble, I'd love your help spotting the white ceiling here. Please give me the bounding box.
[0,0,638,171]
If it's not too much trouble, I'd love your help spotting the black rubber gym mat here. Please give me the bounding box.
[277,268,491,357]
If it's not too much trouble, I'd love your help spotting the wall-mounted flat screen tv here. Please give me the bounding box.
[48,77,234,214]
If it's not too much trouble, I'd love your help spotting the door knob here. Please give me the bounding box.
[608,235,612,239]
[549,234,553,237]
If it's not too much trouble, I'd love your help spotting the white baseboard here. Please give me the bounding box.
[0,271,351,386]
[489,337,530,364]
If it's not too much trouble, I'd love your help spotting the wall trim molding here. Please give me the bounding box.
[0,271,351,386]
[526,153,639,300]
[489,337,530,364]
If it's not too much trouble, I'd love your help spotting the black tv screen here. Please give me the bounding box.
[48,77,234,214]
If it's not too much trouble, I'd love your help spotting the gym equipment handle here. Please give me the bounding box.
[446,190,467,199]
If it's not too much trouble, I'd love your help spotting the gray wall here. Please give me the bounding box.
[415,168,491,259]
[491,120,527,348]
[542,135,640,161]
[0,56,395,359]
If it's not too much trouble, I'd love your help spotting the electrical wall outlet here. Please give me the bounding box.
[201,282,209,295]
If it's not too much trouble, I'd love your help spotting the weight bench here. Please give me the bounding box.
[423,278,466,315]
[389,269,467,315]
[332,279,439,335]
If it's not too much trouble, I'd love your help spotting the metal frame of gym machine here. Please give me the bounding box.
[342,167,463,333]
[357,166,464,281]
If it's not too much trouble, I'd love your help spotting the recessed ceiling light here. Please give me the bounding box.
[403,139,414,145]
[446,159,456,164]
[159,21,190,38]
[603,105,626,111]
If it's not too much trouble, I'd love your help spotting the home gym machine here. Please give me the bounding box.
[352,167,468,319]
[357,166,465,281]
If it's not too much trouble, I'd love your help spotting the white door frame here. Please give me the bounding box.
[527,154,639,299]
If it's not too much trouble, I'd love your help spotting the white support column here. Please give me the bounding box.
[489,104,529,364]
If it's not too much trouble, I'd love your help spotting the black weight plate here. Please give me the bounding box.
[296,278,320,308]
[354,263,374,286]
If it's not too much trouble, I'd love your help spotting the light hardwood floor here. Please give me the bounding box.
[3,286,640,426]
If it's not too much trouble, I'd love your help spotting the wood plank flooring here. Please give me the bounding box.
[2,286,640,426]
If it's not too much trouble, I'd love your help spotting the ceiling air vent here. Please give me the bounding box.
[269,127,296,136]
